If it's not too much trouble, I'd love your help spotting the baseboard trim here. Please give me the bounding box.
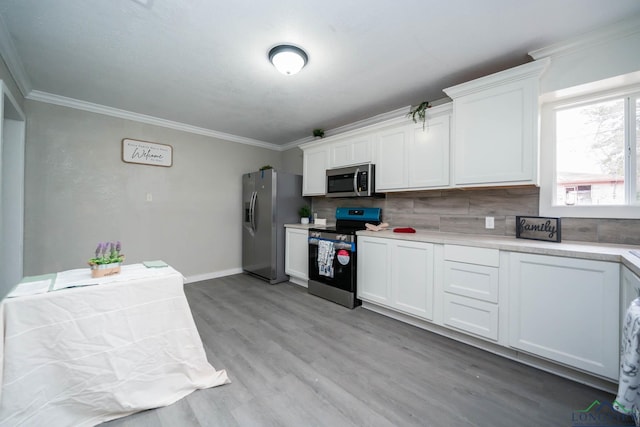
[288,276,308,287]
[184,268,243,284]
[361,301,617,394]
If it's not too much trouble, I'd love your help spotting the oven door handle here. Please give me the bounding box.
[308,237,355,251]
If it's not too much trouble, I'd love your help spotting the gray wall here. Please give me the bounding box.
[24,101,283,279]
[281,146,303,175]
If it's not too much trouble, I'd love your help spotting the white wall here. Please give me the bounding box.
[0,58,26,297]
[535,18,640,93]
[24,101,283,280]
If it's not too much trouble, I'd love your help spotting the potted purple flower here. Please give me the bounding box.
[88,241,125,278]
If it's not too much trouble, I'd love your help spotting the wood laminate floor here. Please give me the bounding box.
[103,274,632,427]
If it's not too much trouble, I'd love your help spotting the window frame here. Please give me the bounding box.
[539,83,640,219]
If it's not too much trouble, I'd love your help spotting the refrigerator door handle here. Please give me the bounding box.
[250,191,258,231]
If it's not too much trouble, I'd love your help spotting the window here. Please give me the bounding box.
[540,84,640,219]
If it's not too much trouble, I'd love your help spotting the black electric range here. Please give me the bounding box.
[307,207,382,308]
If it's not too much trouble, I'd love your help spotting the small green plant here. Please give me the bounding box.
[407,101,432,130]
[259,165,273,170]
[312,128,325,138]
[88,241,124,266]
[298,205,311,218]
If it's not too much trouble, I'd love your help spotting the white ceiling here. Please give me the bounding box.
[1,1,640,148]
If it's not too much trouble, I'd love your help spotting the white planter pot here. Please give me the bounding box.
[301,217,309,224]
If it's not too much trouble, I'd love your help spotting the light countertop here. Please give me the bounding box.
[357,229,640,277]
[285,223,640,276]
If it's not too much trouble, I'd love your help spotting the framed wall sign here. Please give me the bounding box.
[121,138,173,167]
[516,216,561,243]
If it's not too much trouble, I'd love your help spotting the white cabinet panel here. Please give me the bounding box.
[393,240,434,320]
[509,253,619,379]
[409,115,450,188]
[357,236,392,304]
[453,84,535,185]
[444,60,548,187]
[285,228,309,282]
[330,135,373,168]
[444,245,499,267]
[443,294,499,340]
[621,266,640,326]
[442,244,500,340]
[443,261,499,303]
[302,145,329,196]
[376,125,410,190]
[376,112,451,192]
[358,236,434,320]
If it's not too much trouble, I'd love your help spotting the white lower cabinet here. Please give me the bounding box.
[442,245,500,341]
[508,253,620,379]
[621,266,640,325]
[358,235,628,381]
[284,227,309,283]
[442,294,499,341]
[357,236,392,305]
[358,236,434,320]
[392,240,435,320]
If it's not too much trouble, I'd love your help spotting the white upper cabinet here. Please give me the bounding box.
[376,105,451,192]
[408,114,450,189]
[375,123,411,190]
[444,59,549,187]
[301,129,374,196]
[301,143,329,196]
[329,134,373,168]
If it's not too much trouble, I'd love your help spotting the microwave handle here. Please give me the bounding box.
[353,167,361,196]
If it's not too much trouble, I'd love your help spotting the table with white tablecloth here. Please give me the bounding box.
[0,264,229,427]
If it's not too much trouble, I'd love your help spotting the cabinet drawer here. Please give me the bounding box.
[443,261,498,303]
[444,245,499,267]
[443,294,498,341]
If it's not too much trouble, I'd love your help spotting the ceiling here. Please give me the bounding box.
[1,1,640,149]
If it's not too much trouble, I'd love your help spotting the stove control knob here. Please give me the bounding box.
[337,234,347,241]
[310,231,320,238]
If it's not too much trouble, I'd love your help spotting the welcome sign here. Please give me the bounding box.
[516,216,561,243]
[122,138,173,167]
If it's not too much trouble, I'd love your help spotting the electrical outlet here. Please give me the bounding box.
[146,193,153,202]
[485,216,495,229]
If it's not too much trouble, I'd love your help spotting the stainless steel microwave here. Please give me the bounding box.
[326,163,376,197]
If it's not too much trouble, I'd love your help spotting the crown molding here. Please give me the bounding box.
[285,105,411,150]
[291,101,454,151]
[529,14,640,60]
[26,90,283,150]
[0,14,32,96]
[443,58,550,99]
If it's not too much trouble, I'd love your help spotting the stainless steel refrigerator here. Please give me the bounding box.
[242,169,307,284]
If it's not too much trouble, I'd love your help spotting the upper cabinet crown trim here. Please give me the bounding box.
[529,14,640,60]
[299,102,453,150]
[443,59,550,99]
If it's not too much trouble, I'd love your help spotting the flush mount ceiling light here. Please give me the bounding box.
[268,45,308,76]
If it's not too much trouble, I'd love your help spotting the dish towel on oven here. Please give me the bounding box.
[318,240,335,278]
[615,297,640,425]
